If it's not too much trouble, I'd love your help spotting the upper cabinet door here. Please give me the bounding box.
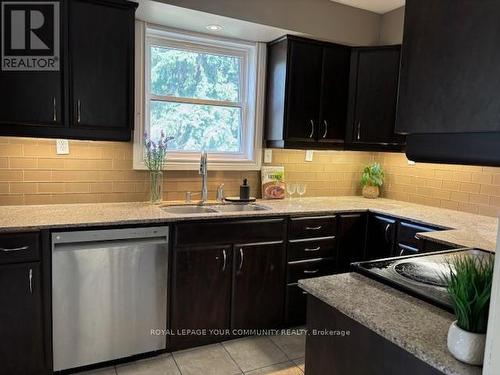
[397,0,500,134]
[0,0,63,129]
[318,45,351,145]
[285,39,323,142]
[347,47,404,149]
[69,0,135,131]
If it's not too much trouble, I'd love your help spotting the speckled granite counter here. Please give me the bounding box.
[0,196,497,252]
[299,273,482,375]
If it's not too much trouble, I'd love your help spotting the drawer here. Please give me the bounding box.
[397,221,438,248]
[288,236,336,261]
[289,216,336,240]
[287,257,336,283]
[0,232,40,265]
[285,284,308,325]
[175,218,286,246]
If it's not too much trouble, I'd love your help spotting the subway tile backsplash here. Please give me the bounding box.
[0,137,499,218]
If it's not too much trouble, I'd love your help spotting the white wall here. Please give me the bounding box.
[153,0,382,45]
[379,6,405,44]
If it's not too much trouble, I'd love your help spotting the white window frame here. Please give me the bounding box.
[133,21,265,171]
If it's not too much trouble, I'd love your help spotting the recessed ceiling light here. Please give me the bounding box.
[206,24,223,31]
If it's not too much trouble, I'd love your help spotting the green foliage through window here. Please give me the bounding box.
[149,45,243,153]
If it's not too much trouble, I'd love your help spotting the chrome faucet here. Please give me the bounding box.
[199,151,208,204]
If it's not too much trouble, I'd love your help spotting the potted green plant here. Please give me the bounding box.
[443,255,494,365]
[361,162,384,199]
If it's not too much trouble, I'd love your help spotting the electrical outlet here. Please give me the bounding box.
[305,150,314,162]
[56,139,69,155]
[264,149,273,163]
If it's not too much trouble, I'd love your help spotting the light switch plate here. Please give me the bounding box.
[264,149,273,163]
[305,150,314,162]
[56,139,69,155]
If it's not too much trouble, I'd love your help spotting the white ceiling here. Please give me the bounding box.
[332,0,405,14]
[136,0,298,42]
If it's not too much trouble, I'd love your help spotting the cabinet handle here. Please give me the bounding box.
[222,249,227,272]
[322,120,328,139]
[77,100,81,124]
[304,269,319,274]
[53,97,57,122]
[238,248,244,272]
[309,120,314,138]
[0,245,29,252]
[29,268,33,294]
[357,122,361,140]
[302,291,308,295]
[384,224,391,243]
[399,249,405,256]
[305,225,322,231]
[304,246,321,252]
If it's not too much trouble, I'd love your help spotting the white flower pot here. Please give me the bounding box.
[447,321,486,365]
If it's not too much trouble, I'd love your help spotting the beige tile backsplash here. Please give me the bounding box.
[0,137,499,218]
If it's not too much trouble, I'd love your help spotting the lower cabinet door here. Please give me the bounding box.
[170,245,232,348]
[285,284,308,326]
[337,213,367,272]
[0,262,45,374]
[232,241,285,330]
[365,215,396,260]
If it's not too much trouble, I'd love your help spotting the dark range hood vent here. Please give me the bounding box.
[405,133,500,167]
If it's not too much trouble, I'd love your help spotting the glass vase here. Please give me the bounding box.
[149,171,163,204]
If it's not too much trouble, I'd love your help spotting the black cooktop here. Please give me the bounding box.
[352,249,493,312]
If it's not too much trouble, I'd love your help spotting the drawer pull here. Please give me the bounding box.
[305,226,322,231]
[0,245,29,252]
[304,246,321,252]
[302,291,308,295]
[304,269,319,274]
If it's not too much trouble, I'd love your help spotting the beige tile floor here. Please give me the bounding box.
[77,330,306,375]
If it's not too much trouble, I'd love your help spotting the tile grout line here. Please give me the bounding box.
[220,342,245,374]
[170,351,185,375]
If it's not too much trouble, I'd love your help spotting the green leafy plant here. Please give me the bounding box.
[442,255,495,334]
[361,163,385,187]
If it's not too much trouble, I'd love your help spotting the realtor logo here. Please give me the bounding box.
[1,1,59,71]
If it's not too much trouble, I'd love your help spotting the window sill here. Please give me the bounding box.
[133,159,262,171]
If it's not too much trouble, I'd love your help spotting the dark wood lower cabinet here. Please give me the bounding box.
[0,262,46,375]
[170,245,232,348]
[337,213,367,272]
[365,215,396,260]
[305,296,443,375]
[232,241,285,329]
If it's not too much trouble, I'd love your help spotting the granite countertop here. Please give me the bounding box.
[0,196,497,252]
[299,273,482,375]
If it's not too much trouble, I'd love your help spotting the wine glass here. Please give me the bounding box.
[286,183,296,201]
[297,184,307,200]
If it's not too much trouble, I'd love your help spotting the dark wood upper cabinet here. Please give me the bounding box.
[397,0,500,135]
[397,0,500,166]
[265,35,351,149]
[0,262,46,375]
[69,0,134,133]
[231,241,285,330]
[170,245,232,349]
[0,0,136,141]
[0,0,64,131]
[346,46,405,151]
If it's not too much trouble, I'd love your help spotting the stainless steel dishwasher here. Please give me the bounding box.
[52,227,168,371]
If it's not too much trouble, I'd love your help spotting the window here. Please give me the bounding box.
[134,23,265,170]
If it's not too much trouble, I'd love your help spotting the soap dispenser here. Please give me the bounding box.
[240,178,250,200]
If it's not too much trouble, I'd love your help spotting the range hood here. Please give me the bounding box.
[405,133,500,167]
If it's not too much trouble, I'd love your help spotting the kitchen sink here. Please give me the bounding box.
[162,203,271,214]
[213,204,271,212]
[162,205,218,214]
